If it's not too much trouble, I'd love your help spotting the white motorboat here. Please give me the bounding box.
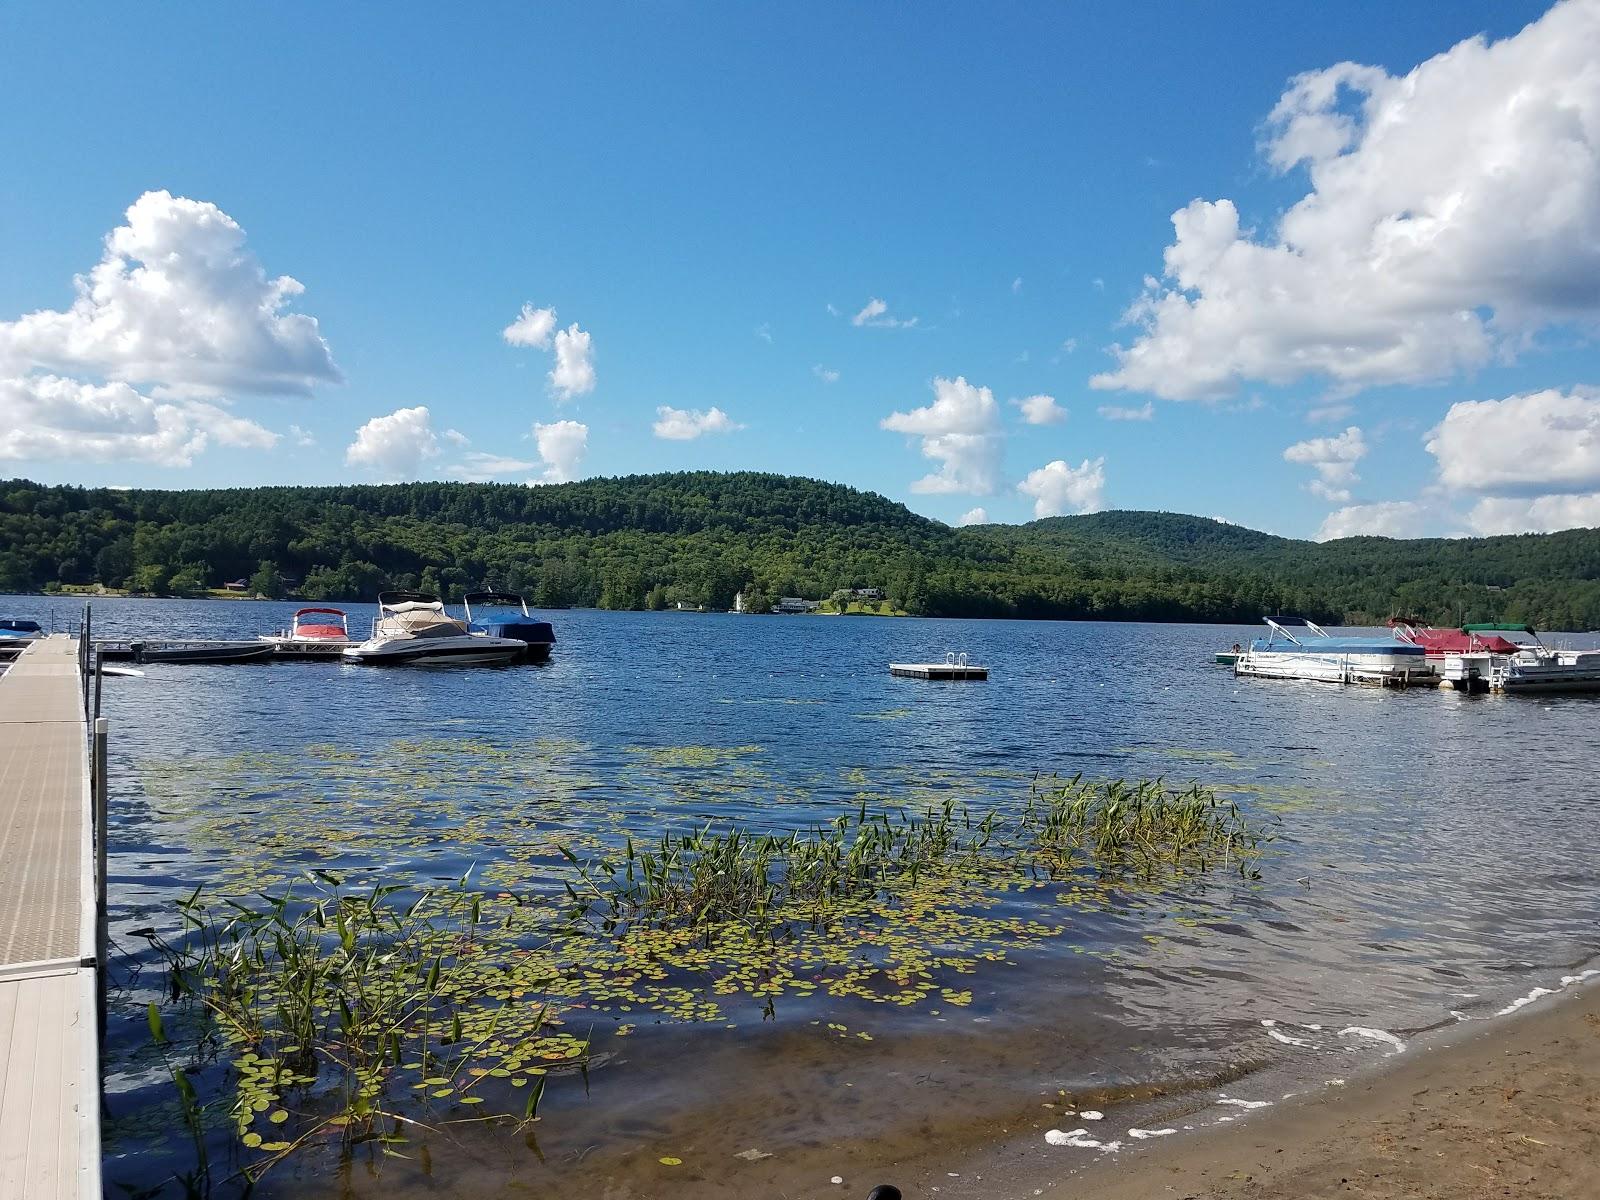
[342,591,526,665]
[1436,623,1600,693]
[259,607,354,658]
[1233,616,1431,687]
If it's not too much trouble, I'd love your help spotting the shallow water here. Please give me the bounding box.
[16,597,1599,1196]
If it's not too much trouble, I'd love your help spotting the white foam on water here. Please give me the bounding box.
[1496,969,1598,1016]
[1338,1025,1405,1054]
[1128,1128,1176,1139]
[1044,1128,1121,1152]
[1266,1027,1313,1047]
[1216,1096,1273,1109]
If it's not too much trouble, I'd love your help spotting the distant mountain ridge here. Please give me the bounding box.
[2,473,1598,628]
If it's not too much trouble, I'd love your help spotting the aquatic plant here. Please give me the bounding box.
[1023,773,1269,878]
[145,874,588,1185]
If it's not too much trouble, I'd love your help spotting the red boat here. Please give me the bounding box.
[258,608,353,658]
[1388,618,1522,658]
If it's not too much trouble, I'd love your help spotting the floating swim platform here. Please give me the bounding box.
[890,653,988,681]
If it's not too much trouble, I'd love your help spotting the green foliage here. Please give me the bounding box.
[247,560,283,599]
[0,474,1597,626]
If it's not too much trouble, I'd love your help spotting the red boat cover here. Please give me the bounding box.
[1402,627,1521,655]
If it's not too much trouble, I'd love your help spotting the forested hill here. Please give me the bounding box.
[2,473,1599,628]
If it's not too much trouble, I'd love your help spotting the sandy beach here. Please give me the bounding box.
[1039,981,1600,1200]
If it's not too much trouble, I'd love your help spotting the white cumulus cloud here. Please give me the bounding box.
[881,376,1003,495]
[1316,499,1429,541]
[549,323,595,401]
[1098,402,1154,422]
[1465,494,1600,535]
[1015,394,1068,425]
[502,304,558,349]
[1093,2,1600,401]
[532,419,588,483]
[652,405,744,440]
[345,405,440,477]
[957,507,989,526]
[813,364,840,384]
[0,373,277,466]
[1426,388,1600,495]
[1284,425,1368,502]
[0,190,338,396]
[1018,457,1107,518]
[851,297,918,329]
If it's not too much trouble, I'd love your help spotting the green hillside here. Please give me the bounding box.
[2,474,1598,628]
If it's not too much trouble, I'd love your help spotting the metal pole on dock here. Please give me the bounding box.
[93,715,109,1035]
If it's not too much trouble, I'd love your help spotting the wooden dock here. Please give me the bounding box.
[0,636,102,1199]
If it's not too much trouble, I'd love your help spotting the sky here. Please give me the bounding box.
[3,1,1599,541]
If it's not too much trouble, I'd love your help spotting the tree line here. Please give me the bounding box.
[1,473,1597,628]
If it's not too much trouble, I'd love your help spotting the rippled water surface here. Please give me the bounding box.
[18,597,1599,1197]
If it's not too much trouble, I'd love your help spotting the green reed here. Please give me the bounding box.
[566,776,1268,936]
[1022,773,1268,877]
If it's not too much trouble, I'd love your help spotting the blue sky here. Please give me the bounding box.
[3,1,1597,540]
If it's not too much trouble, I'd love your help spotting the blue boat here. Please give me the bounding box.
[463,591,556,663]
[0,618,44,641]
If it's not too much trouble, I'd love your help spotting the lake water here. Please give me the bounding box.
[15,597,1600,1198]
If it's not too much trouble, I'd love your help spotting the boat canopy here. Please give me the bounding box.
[1251,636,1425,657]
[0,619,43,633]
[1462,623,1537,636]
[464,590,531,618]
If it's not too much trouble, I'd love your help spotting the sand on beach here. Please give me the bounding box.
[1054,982,1600,1200]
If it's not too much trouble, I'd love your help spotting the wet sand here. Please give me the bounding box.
[1034,982,1600,1200]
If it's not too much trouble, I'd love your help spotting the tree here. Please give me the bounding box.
[130,563,171,595]
[95,539,134,589]
[166,563,209,597]
[248,560,283,599]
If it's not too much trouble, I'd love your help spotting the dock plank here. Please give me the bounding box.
[0,636,101,1199]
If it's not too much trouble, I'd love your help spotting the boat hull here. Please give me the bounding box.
[1441,651,1600,693]
[1234,648,1430,686]
[342,637,525,666]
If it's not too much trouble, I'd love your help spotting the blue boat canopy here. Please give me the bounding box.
[1251,635,1424,656]
[0,618,43,634]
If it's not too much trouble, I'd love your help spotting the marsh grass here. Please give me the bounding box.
[565,775,1269,938]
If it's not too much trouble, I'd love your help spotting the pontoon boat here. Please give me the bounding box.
[259,608,354,658]
[1233,617,1429,686]
[1427,623,1600,693]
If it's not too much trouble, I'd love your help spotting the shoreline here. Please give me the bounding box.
[961,978,1600,1200]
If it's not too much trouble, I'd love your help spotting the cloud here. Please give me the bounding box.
[532,419,588,483]
[1018,457,1107,518]
[0,190,338,396]
[1316,500,1431,541]
[813,364,840,384]
[1464,493,1600,534]
[442,427,471,447]
[446,452,541,482]
[1011,277,1023,295]
[957,506,989,526]
[652,405,744,440]
[1284,425,1367,502]
[851,296,918,329]
[754,323,772,343]
[502,304,558,349]
[1093,2,1600,401]
[549,323,595,400]
[288,424,316,448]
[1097,401,1154,422]
[345,405,440,477]
[881,375,1003,494]
[1015,394,1068,425]
[0,373,278,465]
[1060,338,1078,354]
[1426,387,1600,495]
